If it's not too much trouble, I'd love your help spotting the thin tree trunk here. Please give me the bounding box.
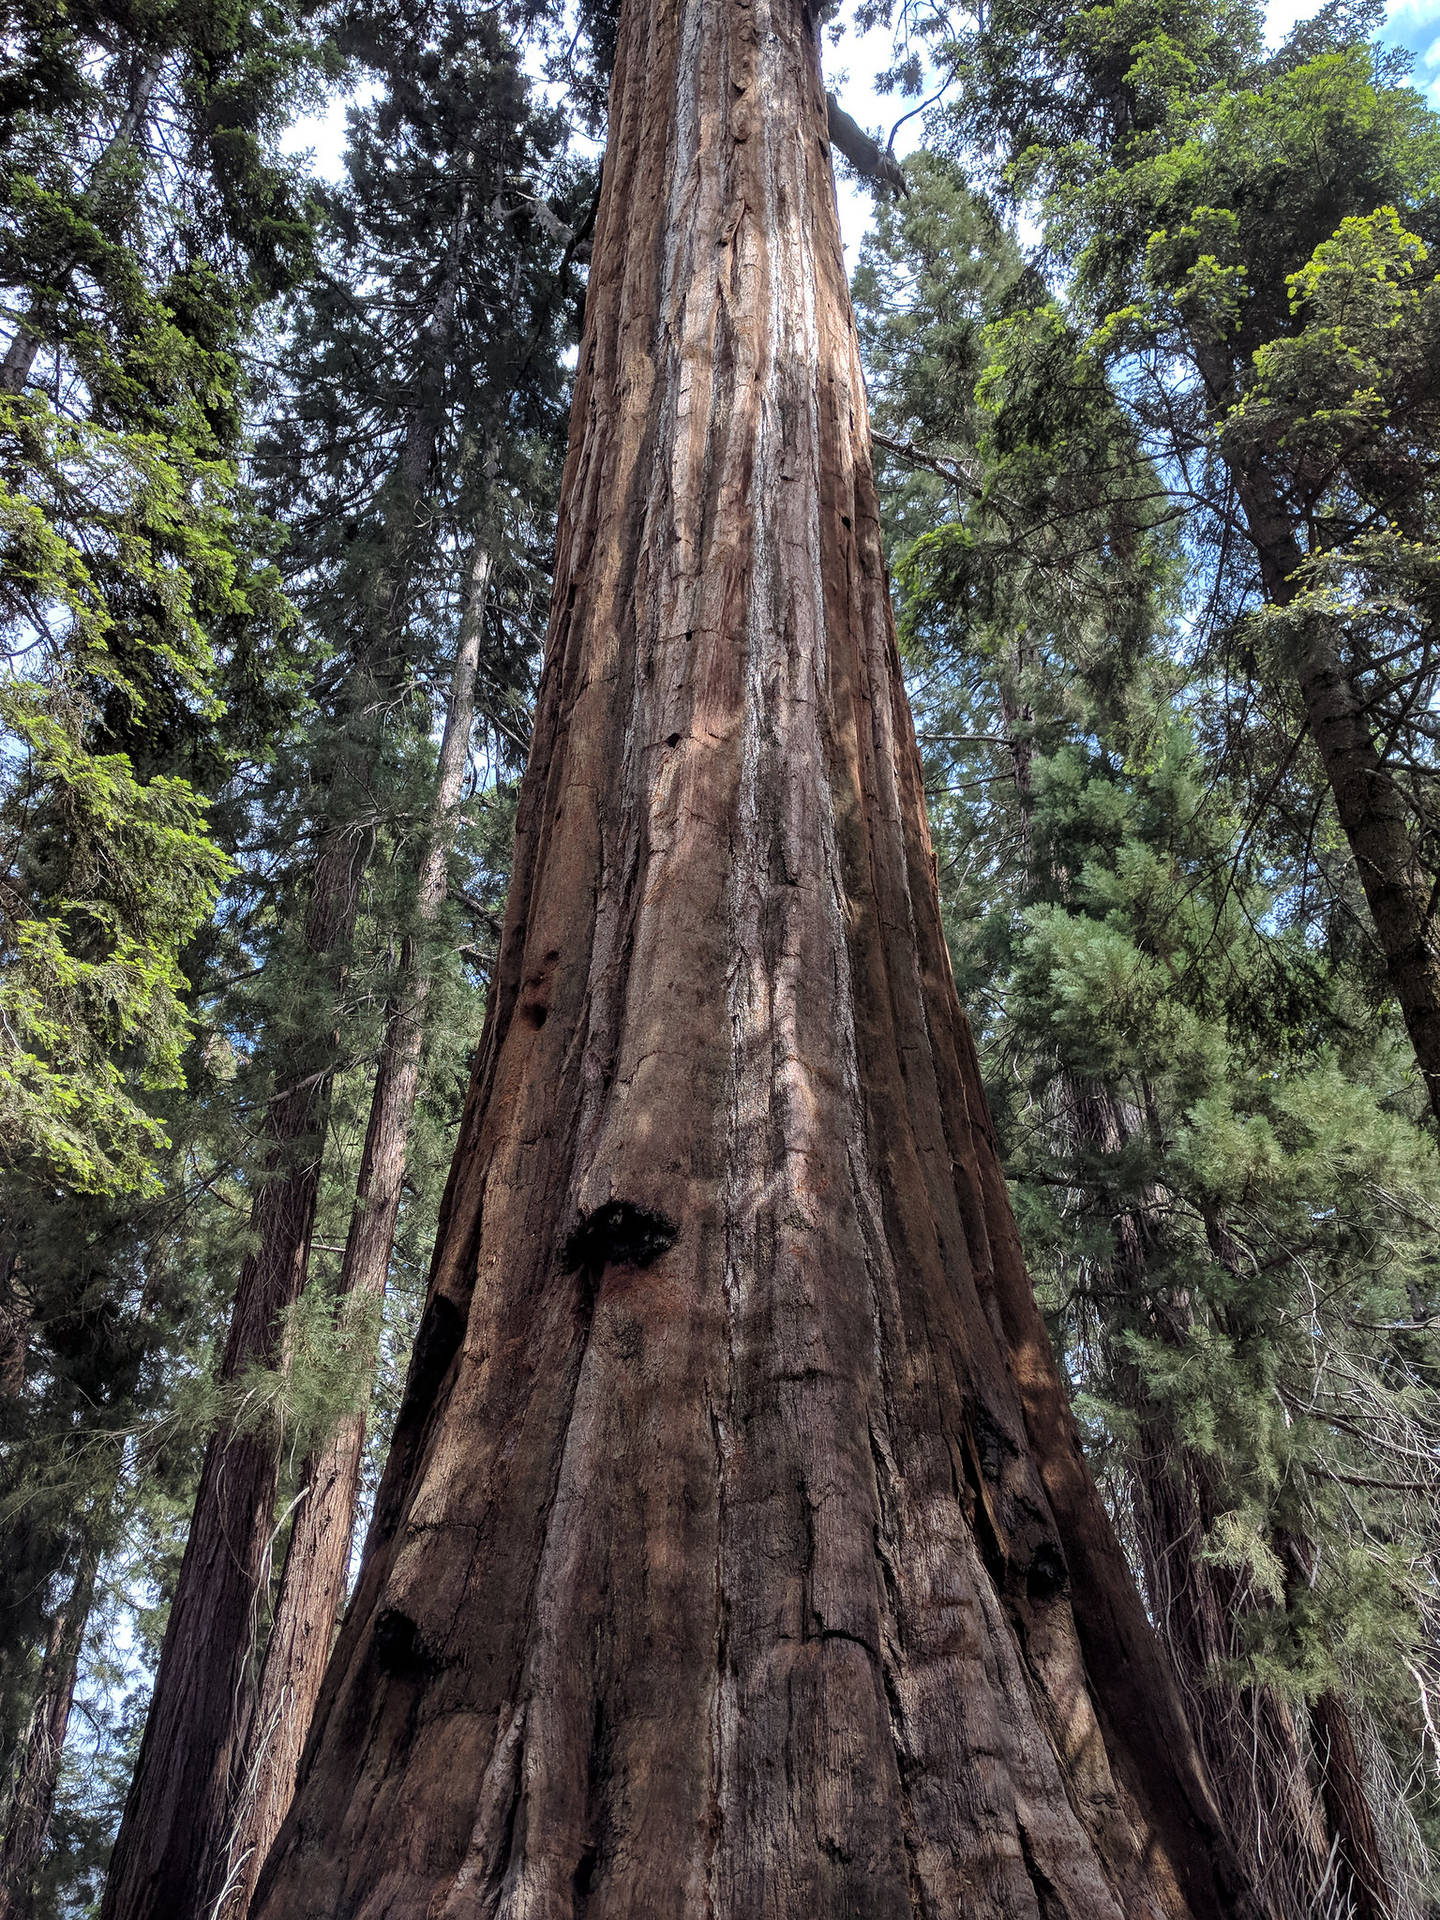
[0,1545,98,1920]
[1206,384,1440,1125]
[1065,1086,1332,1920]
[1312,1690,1393,1920]
[253,1,1258,1913]
[216,541,493,1920]
[1064,1083,1393,1920]
[100,193,475,1920]
[1,51,163,393]
[1277,1534,1396,1920]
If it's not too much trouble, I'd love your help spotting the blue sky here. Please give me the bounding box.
[826,0,1440,257]
[281,0,1440,266]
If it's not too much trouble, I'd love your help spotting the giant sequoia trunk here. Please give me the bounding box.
[252,2,1260,1913]
[99,194,475,1920]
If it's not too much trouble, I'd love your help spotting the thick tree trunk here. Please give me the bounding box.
[99,198,475,1920]
[251,2,1258,1915]
[216,543,493,1920]
[0,1546,98,1920]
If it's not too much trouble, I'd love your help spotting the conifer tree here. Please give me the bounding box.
[252,0,1266,1912]
[853,150,1440,1917]
[933,0,1440,1124]
[99,9,579,1913]
[0,0,315,1900]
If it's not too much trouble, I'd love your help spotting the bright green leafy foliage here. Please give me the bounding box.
[855,142,1440,1904]
[0,0,318,1197]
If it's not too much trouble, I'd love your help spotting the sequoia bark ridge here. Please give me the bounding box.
[252,0,1257,1913]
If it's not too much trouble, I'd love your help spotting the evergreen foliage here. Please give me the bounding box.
[855,127,1440,1908]
[2,0,1438,1909]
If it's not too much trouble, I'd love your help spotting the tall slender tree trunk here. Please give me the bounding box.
[1059,1088,1333,1920]
[99,193,475,1920]
[1060,1079,1397,1920]
[1208,391,1440,1125]
[252,2,1259,1913]
[216,541,494,1920]
[1276,1535,1396,1920]
[0,1545,98,1920]
[1311,1691,1392,1920]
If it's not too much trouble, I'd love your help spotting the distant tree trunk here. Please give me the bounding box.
[1276,1534,1395,1920]
[216,541,493,1920]
[1311,1691,1392,1920]
[0,1545,98,1920]
[1204,380,1440,1127]
[252,1,1259,1913]
[0,50,163,394]
[99,192,476,1920]
[1063,1081,1396,1920]
[1063,1085,1333,1920]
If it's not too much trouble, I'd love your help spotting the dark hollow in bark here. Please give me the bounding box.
[252,1,1263,1913]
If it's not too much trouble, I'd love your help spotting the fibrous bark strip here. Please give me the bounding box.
[252,1,1261,1913]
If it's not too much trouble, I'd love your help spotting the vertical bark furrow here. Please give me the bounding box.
[252,0,1261,1914]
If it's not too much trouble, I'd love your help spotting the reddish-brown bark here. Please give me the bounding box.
[217,544,494,1920]
[99,194,476,1920]
[252,1,1261,1912]
[0,1546,97,1920]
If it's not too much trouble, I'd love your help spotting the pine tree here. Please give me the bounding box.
[852,150,1440,1916]
[99,9,580,1913]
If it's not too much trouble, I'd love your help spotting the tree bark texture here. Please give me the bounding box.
[218,543,494,1920]
[0,1545,97,1920]
[99,196,475,1920]
[253,2,1260,1914]
[1311,1690,1393,1920]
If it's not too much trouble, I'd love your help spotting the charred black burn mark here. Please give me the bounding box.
[563,1200,678,1275]
[373,1608,440,1679]
[1025,1539,1070,1603]
[573,1847,599,1900]
[971,1401,1013,1483]
[959,1411,1010,1586]
[401,1293,464,1421]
